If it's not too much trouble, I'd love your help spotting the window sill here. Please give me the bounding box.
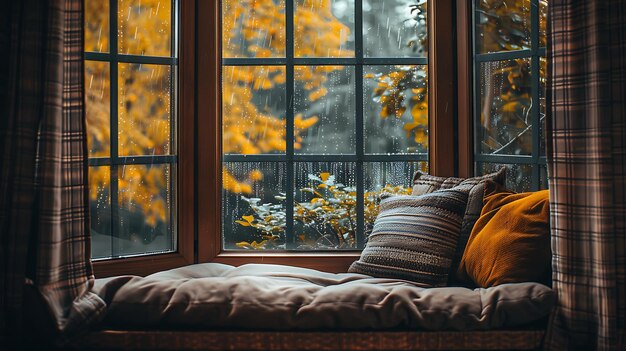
[93,252,193,278]
[209,252,360,273]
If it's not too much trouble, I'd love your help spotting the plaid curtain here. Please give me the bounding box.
[0,0,105,344]
[545,0,626,350]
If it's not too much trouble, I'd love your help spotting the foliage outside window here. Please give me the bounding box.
[221,0,429,251]
[84,0,178,259]
[474,0,548,191]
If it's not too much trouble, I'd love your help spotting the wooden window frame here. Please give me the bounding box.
[94,0,474,277]
[93,0,195,277]
[195,0,467,273]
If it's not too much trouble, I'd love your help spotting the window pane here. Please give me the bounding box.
[479,58,532,155]
[117,164,174,256]
[118,63,172,156]
[540,164,548,189]
[222,66,287,155]
[364,65,428,155]
[363,0,427,57]
[294,162,356,250]
[85,61,111,157]
[85,0,109,52]
[363,161,426,240]
[476,0,531,53]
[223,162,287,250]
[222,0,286,58]
[294,0,355,58]
[294,66,355,154]
[89,166,112,259]
[118,0,172,56]
[477,162,533,192]
[539,0,548,47]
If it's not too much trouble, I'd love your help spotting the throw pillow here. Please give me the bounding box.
[411,168,506,196]
[349,189,467,287]
[411,168,507,285]
[457,180,551,287]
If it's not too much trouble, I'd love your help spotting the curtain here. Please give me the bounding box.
[0,0,105,345]
[546,0,625,350]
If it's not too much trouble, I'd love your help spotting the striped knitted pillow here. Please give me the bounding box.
[411,168,507,285]
[349,189,468,287]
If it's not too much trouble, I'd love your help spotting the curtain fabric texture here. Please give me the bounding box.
[546,0,626,350]
[0,0,105,344]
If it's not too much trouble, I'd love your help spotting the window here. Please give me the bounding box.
[220,0,429,251]
[82,0,542,275]
[84,0,179,260]
[472,0,548,191]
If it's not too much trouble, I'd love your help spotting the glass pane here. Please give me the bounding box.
[85,0,109,52]
[118,63,172,156]
[294,162,356,250]
[117,164,174,256]
[85,61,111,157]
[223,162,287,250]
[294,66,355,154]
[118,0,172,57]
[222,0,286,58]
[363,0,427,57]
[363,161,426,242]
[364,65,428,154]
[540,57,547,155]
[294,0,355,58]
[477,162,533,192]
[540,164,548,189]
[479,58,532,155]
[476,0,531,53]
[539,0,548,48]
[222,66,287,155]
[89,166,112,259]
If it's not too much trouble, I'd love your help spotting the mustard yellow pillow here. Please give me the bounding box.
[457,180,551,287]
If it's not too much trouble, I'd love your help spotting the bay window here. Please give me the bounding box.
[83,0,547,276]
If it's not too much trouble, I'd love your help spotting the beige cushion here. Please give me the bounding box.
[94,263,554,331]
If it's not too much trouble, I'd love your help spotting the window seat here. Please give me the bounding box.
[74,262,554,350]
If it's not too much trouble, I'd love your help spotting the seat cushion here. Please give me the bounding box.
[94,263,554,331]
[348,190,467,287]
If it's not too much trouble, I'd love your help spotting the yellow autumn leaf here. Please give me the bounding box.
[242,215,255,223]
[308,87,327,101]
[235,241,251,248]
[501,101,519,113]
[235,220,251,227]
[249,170,264,181]
[319,172,330,181]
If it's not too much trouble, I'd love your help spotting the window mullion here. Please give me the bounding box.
[427,0,456,177]
[530,0,541,190]
[355,0,364,249]
[109,0,120,258]
[285,0,295,250]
